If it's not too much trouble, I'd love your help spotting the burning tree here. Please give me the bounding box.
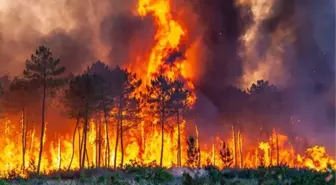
[169,80,192,167]
[23,45,65,174]
[220,142,233,168]
[248,80,282,166]
[186,136,200,168]
[86,61,115,167]
[62,74,101,170]
[146,75,175,167]
[4,77,39,171]
[111,66,141,168]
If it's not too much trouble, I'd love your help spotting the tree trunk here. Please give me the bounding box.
[239,131,243,168]
[37,82,46,175]
[95,119,98,167]
[120,118,124,167]
[104,111,110,167]
[81,113,89,169]
[276,130,279,166]
[160,118,164,167]
[21,108,26,172]
[78,126,82,168]
[232,126,237,168]
[270,132,273,166]
[98,118,102,168]
[80,104,89,170]
[68,116,79,170]
[177,110,181,167]
[196,125,201,168]
[113,121,119,169]
[86,148,90,167]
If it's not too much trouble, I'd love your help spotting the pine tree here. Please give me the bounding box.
[146,75,175,167]
[63,74,101,170]
[23,45,65,174]
[111,66,141,168]
[169,80,191,167]
[86,61,115,167]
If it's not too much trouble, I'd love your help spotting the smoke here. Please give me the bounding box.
[187,0,335,154]
[0,0,155,75]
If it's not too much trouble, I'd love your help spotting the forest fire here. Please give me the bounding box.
[0,0,335,180]
[0,117,335,177]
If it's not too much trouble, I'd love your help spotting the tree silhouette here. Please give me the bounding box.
[248,80,280,127]
[146,75,175,167]
[111,66,141,168]
[23,45,65,174]
[86,61,115,167]
[169,80,192,167]
[63,74,101,170]
[62,75,84,170]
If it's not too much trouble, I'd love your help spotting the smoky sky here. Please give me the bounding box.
[0,0,151,75]
[188,0,335,152]
[188,0,335,102]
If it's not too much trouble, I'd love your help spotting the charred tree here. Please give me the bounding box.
[23,46,65,174]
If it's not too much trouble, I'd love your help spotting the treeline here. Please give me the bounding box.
[0,45,291,174]
[0,45,195,174]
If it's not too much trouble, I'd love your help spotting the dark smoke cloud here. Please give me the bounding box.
[187,0,243,87]
[100,11,156,67]
[40,30,95,72]
[186,0,335,154]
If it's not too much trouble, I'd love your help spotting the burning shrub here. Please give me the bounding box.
[186,136,200,168]
[220,142,234,168]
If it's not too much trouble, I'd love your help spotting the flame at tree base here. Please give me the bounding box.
[0,117,335,178]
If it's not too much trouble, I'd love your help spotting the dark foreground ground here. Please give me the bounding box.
[1,166,335,185]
